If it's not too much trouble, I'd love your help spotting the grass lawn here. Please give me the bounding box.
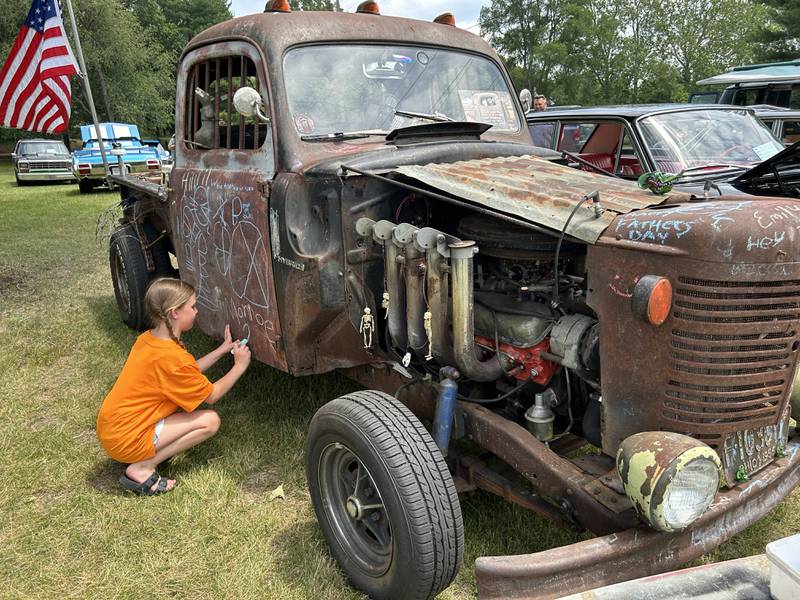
[0,162,798,599]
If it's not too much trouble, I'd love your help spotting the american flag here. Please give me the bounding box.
[0,0,79,134]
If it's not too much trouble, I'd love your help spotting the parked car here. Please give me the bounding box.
[11,138,74,186]
[753,105,800,146]
[72,122,161,193]
[526,103,799,197]
[689,58,800,108]
[140,138,172,168]
[108,8,800,600]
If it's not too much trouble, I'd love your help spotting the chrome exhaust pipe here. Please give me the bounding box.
[366,219,408,350]
[394,224,427,352]
[450,240,506,382]
[415,228,456,365]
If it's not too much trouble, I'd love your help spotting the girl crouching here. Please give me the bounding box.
[97,278,251,495]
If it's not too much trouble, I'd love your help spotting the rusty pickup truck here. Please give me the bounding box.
[107,4,800,599]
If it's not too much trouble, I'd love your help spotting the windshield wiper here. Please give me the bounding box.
[672,163,750,182]
[300,131,388,142]
[394,109,454,123]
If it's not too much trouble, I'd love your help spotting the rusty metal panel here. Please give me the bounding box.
[587,199,800,484]
[171,167,286,371]
[394,156,687,243]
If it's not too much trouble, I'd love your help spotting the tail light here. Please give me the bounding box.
[77,163,91,175]
[146,159,160,170]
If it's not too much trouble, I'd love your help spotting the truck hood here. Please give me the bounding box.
[390,155,688,243]
[600,196,800,264]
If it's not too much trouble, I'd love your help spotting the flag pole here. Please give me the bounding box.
[61,0,109,174]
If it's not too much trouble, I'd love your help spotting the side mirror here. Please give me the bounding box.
[233,87,271,124]
[519,89,532,113]
[11,153,16,160]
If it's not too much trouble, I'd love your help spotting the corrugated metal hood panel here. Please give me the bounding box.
[393,155,688,243]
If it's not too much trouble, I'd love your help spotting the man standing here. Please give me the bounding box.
[533,94,548,112]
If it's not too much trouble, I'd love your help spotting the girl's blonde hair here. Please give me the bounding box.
[144,278,195,346]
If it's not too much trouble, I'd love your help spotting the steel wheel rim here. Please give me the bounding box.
[318,442,393,576]
[112,248,131,314]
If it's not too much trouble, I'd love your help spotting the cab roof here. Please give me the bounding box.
[184,11,497,61]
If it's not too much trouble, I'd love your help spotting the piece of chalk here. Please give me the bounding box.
[230,338,248,353]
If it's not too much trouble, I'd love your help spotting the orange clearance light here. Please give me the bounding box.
[632,275,672,326]
[264,0,291,12]
[356,1,380,14]
[433,12,456,26]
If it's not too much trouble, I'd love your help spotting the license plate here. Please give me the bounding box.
[722,416,790,485]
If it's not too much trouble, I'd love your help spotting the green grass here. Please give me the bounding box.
[0,162,798,598]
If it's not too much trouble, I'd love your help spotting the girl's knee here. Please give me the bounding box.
[202,410,221,435]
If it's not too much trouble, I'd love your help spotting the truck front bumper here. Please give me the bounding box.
[17,170,75,182]
[475,438,800,599]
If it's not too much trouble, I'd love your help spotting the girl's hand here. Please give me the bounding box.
[219,324,236,353]
[232,342,251,369]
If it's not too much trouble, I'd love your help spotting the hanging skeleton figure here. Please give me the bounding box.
[193,87,226,148]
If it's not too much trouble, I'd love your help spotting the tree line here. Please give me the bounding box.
[480,0,799,106]
[0,0,796,145]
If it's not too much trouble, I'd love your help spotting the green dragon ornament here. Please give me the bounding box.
[637,171,684,195]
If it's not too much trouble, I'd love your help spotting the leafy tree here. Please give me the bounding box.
[755,0,800,60]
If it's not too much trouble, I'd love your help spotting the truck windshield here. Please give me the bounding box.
[19,141,67,155]
[638,109,784,173]
[284,44,520,137]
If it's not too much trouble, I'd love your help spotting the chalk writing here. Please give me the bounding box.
[614,217,694,244]
[746,231,785,251]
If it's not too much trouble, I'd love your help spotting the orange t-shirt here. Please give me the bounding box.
[96,331,214,463]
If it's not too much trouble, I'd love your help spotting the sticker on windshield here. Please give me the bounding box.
[294,113,316,134]
[753,141,781,161]
[459,90,517,131]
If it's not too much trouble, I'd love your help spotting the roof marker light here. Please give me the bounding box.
[264,0,291,13]
[356,1,380,15]
[433,13,456,26]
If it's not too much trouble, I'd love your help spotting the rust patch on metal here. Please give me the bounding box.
[394,155,686,243]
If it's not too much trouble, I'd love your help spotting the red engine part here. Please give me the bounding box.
[474,336,558,385]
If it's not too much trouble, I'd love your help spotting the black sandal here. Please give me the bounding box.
[119,472,175,496]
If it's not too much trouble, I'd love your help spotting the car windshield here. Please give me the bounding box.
[638,109,784,173]
[19,141,67,155]
[284,44,520,137]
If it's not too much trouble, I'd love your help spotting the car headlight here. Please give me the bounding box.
[616,431,721,532]
[18,161,30,172]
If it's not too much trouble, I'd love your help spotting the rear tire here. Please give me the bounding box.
[78,179,93,194]
[109,223,164,330]
[306,391,463,600]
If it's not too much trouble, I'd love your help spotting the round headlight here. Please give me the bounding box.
[617,432,721,533]
[659,458,720,530]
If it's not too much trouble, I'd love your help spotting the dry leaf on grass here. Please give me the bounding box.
[269,484,285,501]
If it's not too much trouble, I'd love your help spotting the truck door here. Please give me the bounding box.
[172,42,286,371]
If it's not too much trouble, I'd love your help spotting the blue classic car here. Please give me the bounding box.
[72,123,161,193]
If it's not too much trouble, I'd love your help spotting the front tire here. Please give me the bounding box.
[109,223,149,330]
[306,391,463,600]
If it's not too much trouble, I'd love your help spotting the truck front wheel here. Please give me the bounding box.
[306,391,464,600]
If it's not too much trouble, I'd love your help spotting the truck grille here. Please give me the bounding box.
[663,276,799,448]
[29,160,70,171]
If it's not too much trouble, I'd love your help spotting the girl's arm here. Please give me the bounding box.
[205,343,251,404]
[197,324,237,372]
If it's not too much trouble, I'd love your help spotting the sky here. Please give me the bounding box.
[229,0,484,33]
